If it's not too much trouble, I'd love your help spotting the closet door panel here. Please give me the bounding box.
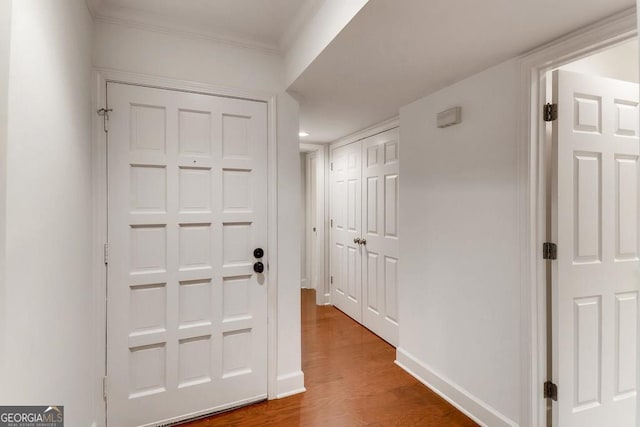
[361,128,399,346]
[330,127,400,345]
[330,142,362,322]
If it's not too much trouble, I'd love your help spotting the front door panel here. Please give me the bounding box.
[106,83,268,427]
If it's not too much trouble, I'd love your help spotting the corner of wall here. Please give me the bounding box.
[395,348,519,427]
[275,92,304,396]
[275,371,306,399]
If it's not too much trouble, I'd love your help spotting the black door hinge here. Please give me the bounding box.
[543,242,557,260]
[544,381,558,401]
[97,108,113,132]
[543,103,557,122]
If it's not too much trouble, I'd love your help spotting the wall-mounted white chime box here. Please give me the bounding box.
[437,106,462,128]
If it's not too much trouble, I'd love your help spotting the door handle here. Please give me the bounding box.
[353,237,361,244]
[360,238,366,246]
[253,262,265,274]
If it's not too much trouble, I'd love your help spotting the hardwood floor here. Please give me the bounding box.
[182,289,477,426]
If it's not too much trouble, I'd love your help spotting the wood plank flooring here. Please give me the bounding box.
[182,289,477,426]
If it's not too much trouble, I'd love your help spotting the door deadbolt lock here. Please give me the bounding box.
[253,248,264,258]
[253,261,264,274]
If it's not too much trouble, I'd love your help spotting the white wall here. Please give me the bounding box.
[93,18,304,401]
[0,1,95,426]
[93,20,284,94]
[300,152,307,288]
[561,39,639,83]
[275,94,304,395]
[0,0,11,371]
[398,60,521,426]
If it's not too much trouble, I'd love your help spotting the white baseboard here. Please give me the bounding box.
[322,293,331,305]
[395,348,518,427]
[275,370,306,399]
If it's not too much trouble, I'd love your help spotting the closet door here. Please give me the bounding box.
[330,142,363,322]
[361,128,399,346]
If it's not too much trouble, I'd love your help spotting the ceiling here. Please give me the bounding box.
[87,0,636,143]
[88,0,322,51]
[291,0,636,143]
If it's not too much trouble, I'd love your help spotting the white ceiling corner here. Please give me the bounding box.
[278,0,326,52]
[84,0,103,17]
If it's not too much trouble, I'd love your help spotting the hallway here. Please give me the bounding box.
[183,289,477,426]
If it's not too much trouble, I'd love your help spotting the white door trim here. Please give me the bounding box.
[329,116,399,150]
[517,8,637,427]
[91,68,279,426]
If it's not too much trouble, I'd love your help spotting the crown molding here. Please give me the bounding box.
[88,0,283,56]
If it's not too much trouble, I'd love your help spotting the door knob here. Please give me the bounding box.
[253,248,264,258]
[253,261,264,274]
[353,237,361,244]
[360,238,366,245]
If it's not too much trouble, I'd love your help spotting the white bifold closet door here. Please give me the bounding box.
[552,70,639,427]
[331,141,362,322]
[106,82,268,427]
[331,127,399,346]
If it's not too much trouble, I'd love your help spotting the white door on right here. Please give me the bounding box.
[552,70,639,427]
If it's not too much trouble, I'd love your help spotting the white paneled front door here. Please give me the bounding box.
[552,70,639,427]
[330,127,400,345]
[106,83,268,427]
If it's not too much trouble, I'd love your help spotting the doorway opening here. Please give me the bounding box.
[299,142,329,306]
[521,10,638,426]
[543,38,639,427]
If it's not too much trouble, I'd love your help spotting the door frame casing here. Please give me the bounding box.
[91,68,279,426]
[518,9,637,426]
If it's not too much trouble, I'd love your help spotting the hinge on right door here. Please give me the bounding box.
[543,242,557,260]
[330,219,333,228]
[97,108,113,132]
[330,162,333,171]
[544,380,558,401]
[103,243,109,265]
[543,103,557,122]
[330,276,333,284]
